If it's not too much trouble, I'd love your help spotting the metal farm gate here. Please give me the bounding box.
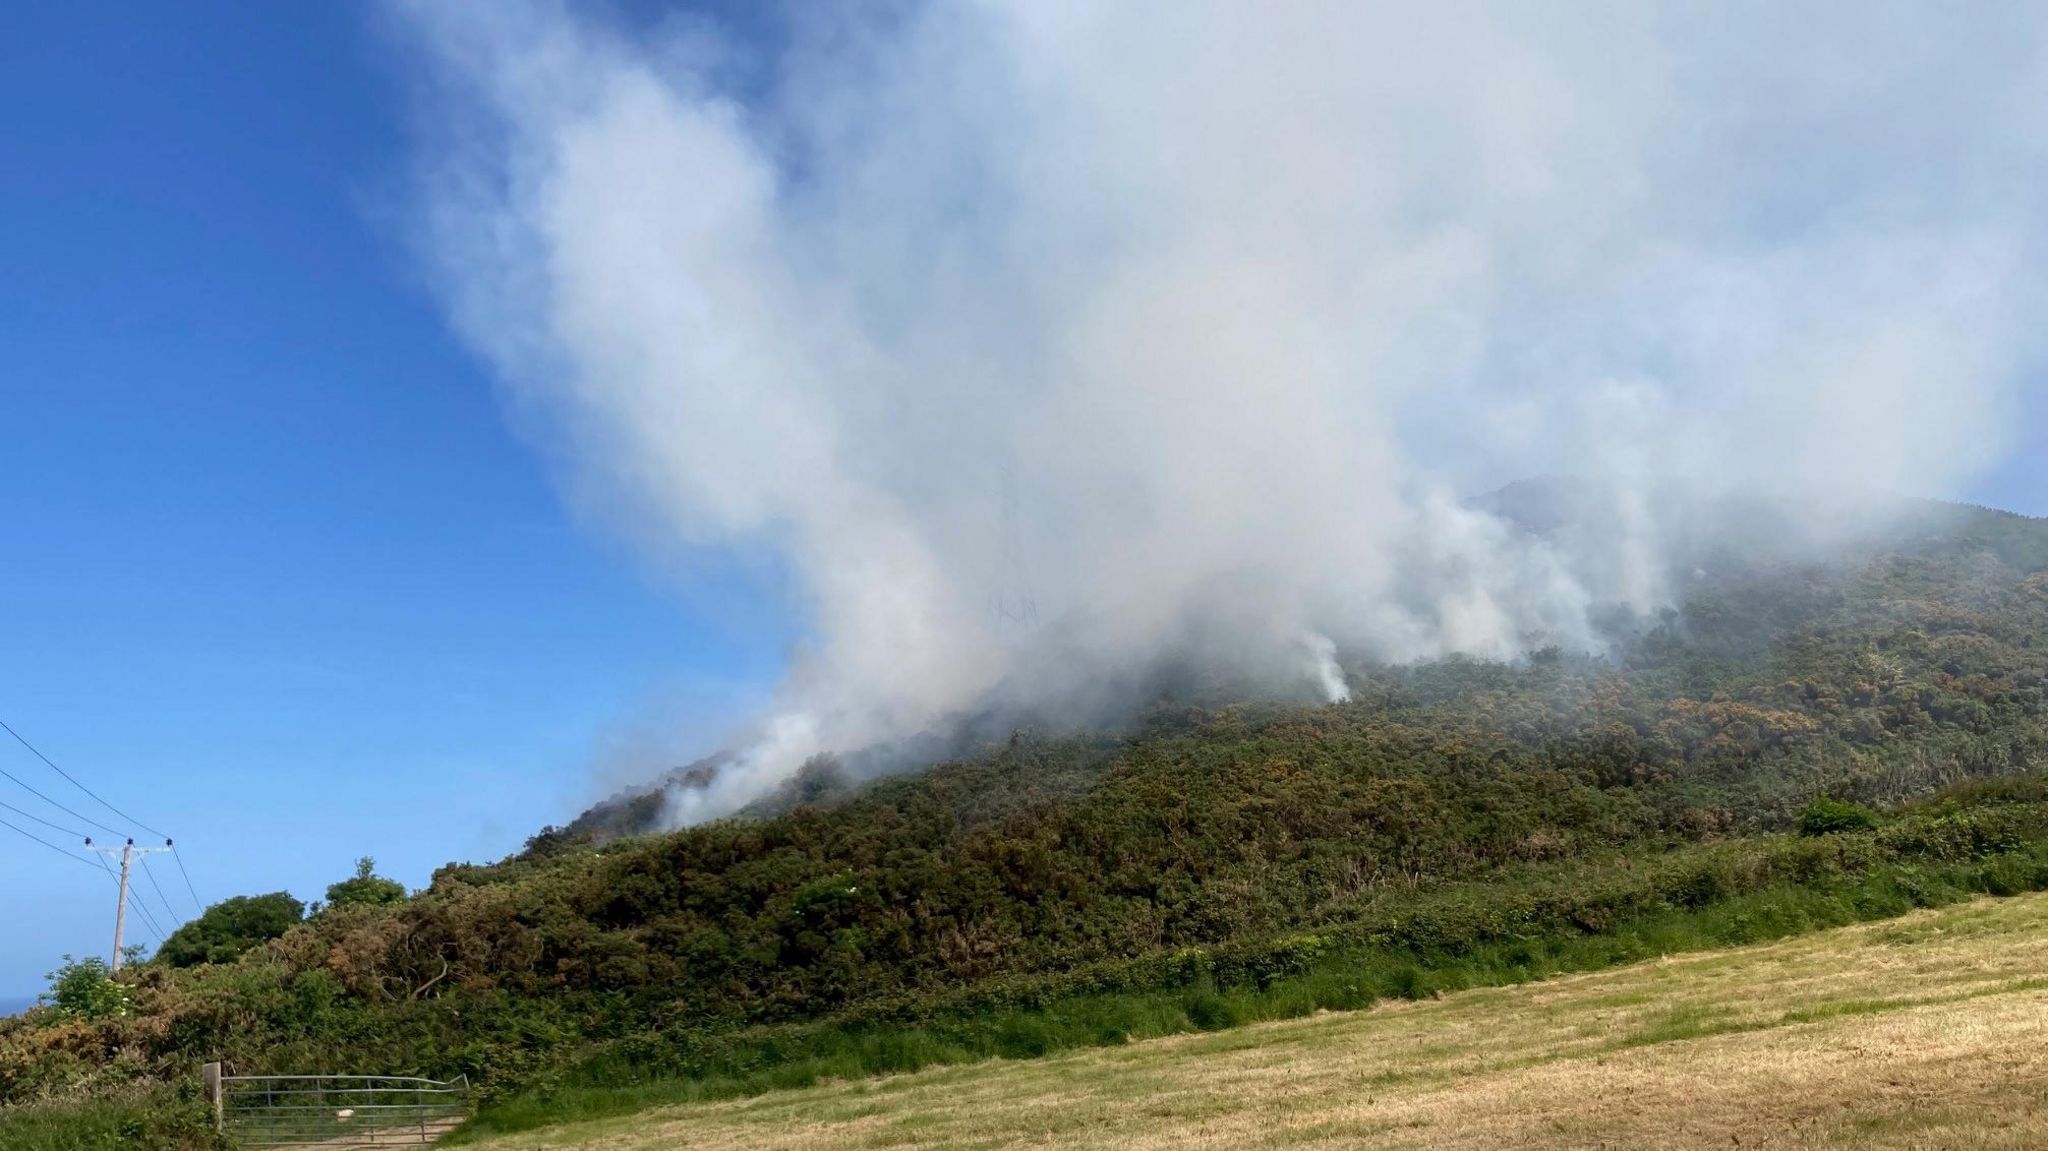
[204,1064,471,1147]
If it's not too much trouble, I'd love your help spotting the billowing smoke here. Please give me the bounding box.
[388,2,2048,822]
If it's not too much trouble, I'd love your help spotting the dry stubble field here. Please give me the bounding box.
[471,892,2048,1151]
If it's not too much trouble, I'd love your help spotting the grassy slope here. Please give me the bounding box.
[461,891,2048,1151]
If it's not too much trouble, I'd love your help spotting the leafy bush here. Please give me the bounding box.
[156,892,305,967]
[323,857,407,910]
[42,956,131,1020]
[1799,798,1880,837]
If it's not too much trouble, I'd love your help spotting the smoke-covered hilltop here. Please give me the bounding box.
[391,1,2048,825]
[543,482,2048,843]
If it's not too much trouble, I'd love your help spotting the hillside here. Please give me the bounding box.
[452,891,2048,1151]
[6,493,2048,1149]
[557,487,2048,841]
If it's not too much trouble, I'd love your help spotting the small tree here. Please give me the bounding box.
[42,955,132,1020]
[325,856,407,910]
[157,891,306,967]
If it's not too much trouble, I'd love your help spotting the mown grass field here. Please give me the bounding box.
[461,891,2048,1150]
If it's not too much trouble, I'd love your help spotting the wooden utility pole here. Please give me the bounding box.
[86,836,171,970]
[113,841,131,967]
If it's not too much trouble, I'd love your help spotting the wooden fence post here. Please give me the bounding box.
[203,1062,223,1133]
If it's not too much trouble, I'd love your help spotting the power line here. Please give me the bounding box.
[116,853,170,942]
[0,813,99,868]
[128,893,167,946]
[88,851,162,948]
[86,839,171,969]
[139,856,183,931]
[94,852,164,942]
[0,716,168,839]
[0,715,194,956]
[124,882,165,941]
[0,756,126,838]
[0,796,85,839]
[171,842,204,912]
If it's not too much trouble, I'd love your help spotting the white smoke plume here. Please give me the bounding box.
[388,1,2048,821]
[1303,632,1349,705]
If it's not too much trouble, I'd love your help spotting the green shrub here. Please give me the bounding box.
[0,1085,219,1151]
[1183,991,1239,1031]
[323,856,407,910]
[42,956,131,1021]
[1799,798,1879,837]
[157,892,305,967]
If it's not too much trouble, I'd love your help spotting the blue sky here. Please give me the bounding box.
[0,3,797,996]
[3,3,2046,1000]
